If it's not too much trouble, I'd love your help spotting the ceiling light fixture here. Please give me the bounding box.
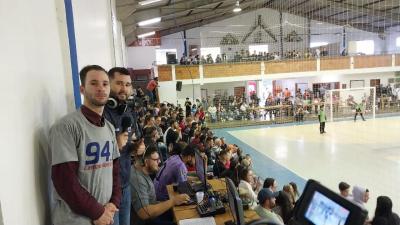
[138,17,161,26]
[138,31,156,38]
[138,0,163,6]
[233,1,242,13]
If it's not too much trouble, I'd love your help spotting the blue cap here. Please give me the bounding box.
[257,188,279,204]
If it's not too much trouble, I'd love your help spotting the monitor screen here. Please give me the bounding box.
[195,150,206,186]
[226,178,238,223]
[305,191,350,225]
[226,178,244,225]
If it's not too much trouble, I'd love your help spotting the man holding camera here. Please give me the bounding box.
[50,65,125,225]
[104,67,140,225]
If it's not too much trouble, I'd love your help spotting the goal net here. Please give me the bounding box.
[325,87,376,122]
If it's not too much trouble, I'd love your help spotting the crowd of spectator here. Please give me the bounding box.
[128,84,399,225]
[178,47,330,65]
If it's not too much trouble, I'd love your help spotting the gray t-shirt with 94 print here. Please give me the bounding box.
[50,110,120,225]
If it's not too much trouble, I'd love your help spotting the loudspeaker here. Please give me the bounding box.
[176,81,182,91]
[166,52,177,64]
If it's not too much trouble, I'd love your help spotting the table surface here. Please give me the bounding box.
[167,179,260,225]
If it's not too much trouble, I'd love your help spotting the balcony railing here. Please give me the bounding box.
[158,54,400,82]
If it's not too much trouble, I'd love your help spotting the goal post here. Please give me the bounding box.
[325,87,376,122]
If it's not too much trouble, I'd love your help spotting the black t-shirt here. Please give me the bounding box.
[185,101,191,111]
[213,161,228,178]
[166,129,178,147]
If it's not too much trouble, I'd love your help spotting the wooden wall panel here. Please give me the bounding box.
[175,65,200,80]
[203,63,260,78]
[354,55,392,69]
[157,66,172,81]
[395,54,400,66]
[265,59,316,74]
[320,57,350,70]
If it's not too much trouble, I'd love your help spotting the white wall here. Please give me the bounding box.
[158,81,177,104]
[157,80,200,106]
[161,32,186,60]
[274,72,395,90]
[177,84,201,105]
[160,29,202,60]
[386,25,400,54]
[126,46,157,69]
[200,81,247,97]
[72,0,116,69]
[314,72,394,87]
[0,0,75,224]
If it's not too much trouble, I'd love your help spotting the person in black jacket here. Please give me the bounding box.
[213,150,230,178]
[185,98,192,117]
[103,67,140,225]
[372,196,400,225]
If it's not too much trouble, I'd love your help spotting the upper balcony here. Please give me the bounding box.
[157,54,400,84]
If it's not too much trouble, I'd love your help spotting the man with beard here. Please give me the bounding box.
[104,67,140,225]
[254,188,283,225]
[104,67,140,139]
[153,144,197,201]
[130,144,190,225]
[50,65,126,225]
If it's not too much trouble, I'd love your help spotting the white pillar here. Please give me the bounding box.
[171,65,176,81]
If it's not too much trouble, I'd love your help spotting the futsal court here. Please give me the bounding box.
[215,116,400,214]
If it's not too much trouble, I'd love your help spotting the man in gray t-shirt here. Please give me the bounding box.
[50,65,128,225]
[130,145,190,225]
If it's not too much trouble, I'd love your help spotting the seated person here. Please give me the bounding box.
[338,181,351,198]
[351,186,369,211]
[263,177,278,193]
[351,186,370,223]
[372,196,400,225]
[213,150,230,178]
[255,188,284,225]
[282,184,296,207]
[238,168,261,209]
[143,126,162,162]
[130,145,190,225]
[154,144,197,201]
[129,139,146,165]
[273,191,293,224]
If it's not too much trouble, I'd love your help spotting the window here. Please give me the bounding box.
[200,47,221,60]
[356,40,374,55]
[155,49,177,65]
[397,37,400,47]
[310,42,328,48]
[249,45,268,54]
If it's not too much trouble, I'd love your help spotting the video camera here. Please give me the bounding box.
[293,179,368,225]
[107,95,147,115]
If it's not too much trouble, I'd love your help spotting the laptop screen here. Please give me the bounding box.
[195,150,206,186]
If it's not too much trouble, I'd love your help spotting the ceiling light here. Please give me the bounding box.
[233,1,242,13]
[138,0,163,6]
[138,17,161,26]
[138,31,156,38]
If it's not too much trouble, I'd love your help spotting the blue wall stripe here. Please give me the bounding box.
[64,0,81,108]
